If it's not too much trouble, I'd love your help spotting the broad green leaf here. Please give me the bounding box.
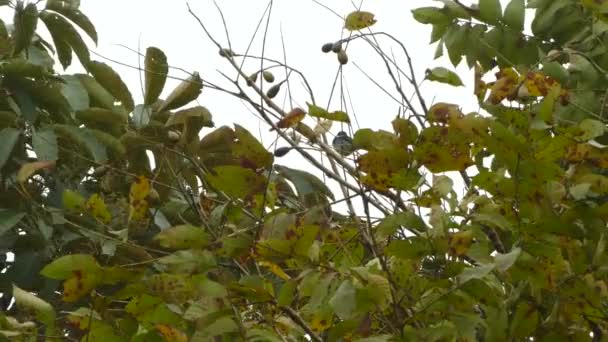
[411,7,451,24]
[89,129,126,157]
[41,254,101,279]
[32,128,58,161]
[39,11,90,67]
[61,75,89,110]
[87,61,134,112]
[75,74,115,109]
[165,106,214,143]
[329,280,357,319]
[479,0,502,25]
[425,67,463,86]
[344,11,377,31]
[376,211,427,239]
[277,280,297,306]
[0,209,26,236]
[414,126,473,172]
[494,247,521,272]
[53,125,108,162]
[233,124,273,169]
[12,285,56,335]
[12,3,38,56]
[503,0,525,31]
[85,193,111,223]
[386,238,432,259]
[206,165,265,199]
[457,263,494,284]
[45,0,97,43]
[17,160,55,184]
[443,24,467,66]
[47,0,79,9]
[509,302,539,338]
[0,127,20,169]
[307,103,350,123]
[144,47,168,105]
[158,72,203,111]
[275,165,335,201]
[154,225,210,250]
[76,107,127,127]
[62,189,86,212]
[353,128,399,151]
[577,119,606,142]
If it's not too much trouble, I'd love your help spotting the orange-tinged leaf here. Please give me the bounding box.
[274,108,306,130]
[17,161,55,184]
[156,324,188,342]
[258,260,291,280]
[85,193,111,224]
[427,103,463,124]
[525,71,558,97]
[488,67,520,104]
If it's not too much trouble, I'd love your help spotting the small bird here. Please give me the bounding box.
[332,131,354,156]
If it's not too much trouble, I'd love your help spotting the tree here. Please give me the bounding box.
[1,0,608,340]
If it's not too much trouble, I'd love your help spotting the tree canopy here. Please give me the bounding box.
[2,0,608,341]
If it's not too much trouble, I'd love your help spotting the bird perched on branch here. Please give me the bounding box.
[332,131,354,156]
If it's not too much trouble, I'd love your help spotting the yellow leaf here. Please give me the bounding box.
[345,11,377,31]
[258,260,291,280]
[62,272,99,302]
[449,230,474,256]
[488,68,520,104]
[17,160,55,184]
[129,176,150,222]
[86,194,111,224]
[310,312,333,333]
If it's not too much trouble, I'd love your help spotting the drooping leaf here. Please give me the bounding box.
[17,160,55,184]
[275,165,335,201]
[41,254,101,280]
[344,11,377,31]
[233,124,273,169]
[129,175,150,222]
[458,263,494,284]
[75,74,115,109]
[0,127,21,170]
[32,128,58,161]
[165,106,214,143]
[45,0,97,44]
[12,3,38,56]
[503,0,525,31]
[85,193,111,224]
[87,61,134,112]
[155,225,210,250]
[144,47,168,105]
[479,0,503,25]
[411,7,451,25]
[61,75,89,110]
[158,72,203,111]
[206,165,265,199]
[76,107,128,127]
[425,67,464,86]
[495,247,521,272]
[53,124,108,162]
[39,11,90,67]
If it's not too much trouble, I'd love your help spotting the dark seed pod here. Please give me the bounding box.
[247,72,258,86]
[266,84,281,98]
[274,146,292,157]
[337,50,348,65]
[219,48,235,58]
[262,71,275,83]
[332,42,342,53]
[321,42,333,53]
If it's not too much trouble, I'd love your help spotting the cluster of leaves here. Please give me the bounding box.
[1,0,608,341]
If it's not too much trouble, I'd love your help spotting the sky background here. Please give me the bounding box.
[80,0,485,213]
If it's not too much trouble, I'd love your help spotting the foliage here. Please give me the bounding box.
[1,0,608,341]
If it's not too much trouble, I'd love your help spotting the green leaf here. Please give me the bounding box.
[75,74,116,110]
[41,254,101,279]
[165,106,214,142]
[494,247,521,272]
[12,3,38,56]
[411,7,451,24]
[577,119,606,142]
[352,129,399,150]
[386,238,432,259]
[154,225,210,250]
[206,165,266,199]
[425,67,464,86]
[275,165,335,202]
[158,72,203,111]
[45,0,97,44]
[76,107,128,128]
[32,128,58,161]
[509,302,539,338]
[443,24,467,66]
[458,263,494,284]
[503,0,525,31]
[39,11,90,67]
[87,61,134,112]
[61,75,89,111]
[277,280,297,306]
[344,11,377,31]
[307,103,350,123]
[144,47,168,105]
[479,0,502,25]
[377,211,427,239]
[329,280,357,319]
[0,209,26,236]
[53,124,108,163]
[233,124,273,169]
[0,127,20,170]
[12,285,56,335]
